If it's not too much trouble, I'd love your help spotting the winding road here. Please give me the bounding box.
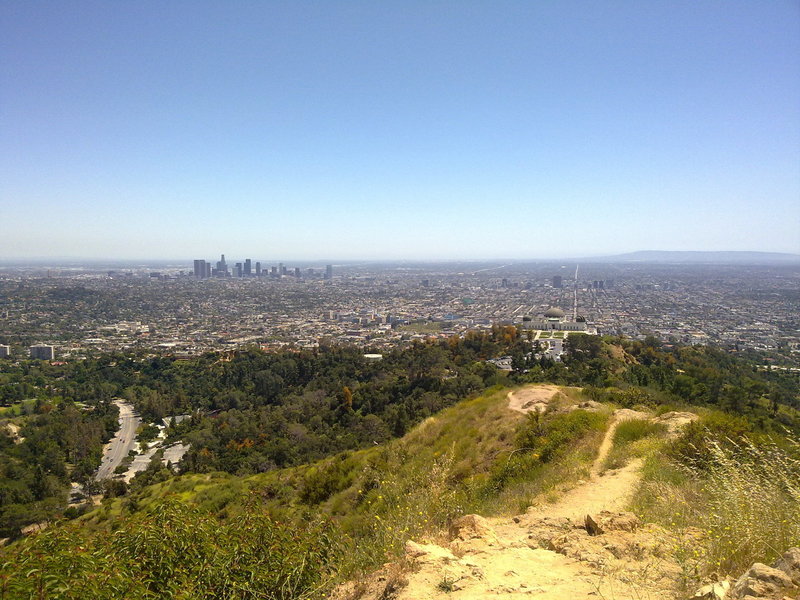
[96,400,140,480]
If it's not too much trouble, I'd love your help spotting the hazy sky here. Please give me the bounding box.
[2,1,799,260]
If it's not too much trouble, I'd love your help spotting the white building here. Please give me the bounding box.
[30,344,54,360]
[522,307,587,332]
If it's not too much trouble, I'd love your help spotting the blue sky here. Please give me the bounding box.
[2,1,799,260]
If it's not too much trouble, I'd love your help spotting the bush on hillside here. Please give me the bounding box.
[516,409,607,463]
[613,419,666,446]
[0,498,337,600]
[603,419,667,471]
[480,409,608,494]
[299,454,356,505]
[667,411,756,471]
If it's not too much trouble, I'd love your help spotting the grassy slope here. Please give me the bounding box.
[12,376,798,596]
[629,410,800,584]
[81,385,609,575]
[85,386,523,522]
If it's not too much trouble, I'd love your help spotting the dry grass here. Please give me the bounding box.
[693,435,800,575]
[633,432,800,583]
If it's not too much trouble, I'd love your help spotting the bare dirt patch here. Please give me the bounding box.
[506,385,561,414]
[655,411,700,438]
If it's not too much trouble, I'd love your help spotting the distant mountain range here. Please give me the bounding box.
[1,251,799,267]
[582,251,800,265]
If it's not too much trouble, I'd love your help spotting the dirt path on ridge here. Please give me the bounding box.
[500,407,648,527]
[343,395,682,600]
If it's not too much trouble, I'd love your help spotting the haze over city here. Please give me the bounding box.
[4,5,800,593]
[2,1,799,260]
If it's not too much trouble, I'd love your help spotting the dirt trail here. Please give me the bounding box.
[343,388,683,600]
[503,408,648,527]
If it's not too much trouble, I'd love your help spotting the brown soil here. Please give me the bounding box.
[506,385,562,414]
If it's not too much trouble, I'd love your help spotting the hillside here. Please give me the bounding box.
[2,332,800,599]
[2,380,799,599]
[339,404,688,599]
[334,389,800,600]
[82,385,593,538]
[0,384,609,596]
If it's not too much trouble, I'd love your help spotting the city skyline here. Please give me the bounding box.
[2,2,799,259]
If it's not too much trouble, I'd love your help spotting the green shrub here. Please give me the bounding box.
[136,422,161,444]
[474,409,608,501]
[516,409,608,463]
[613,419,665,445]
[667,411,755,471]
[585,386,658,408]
[0,498,337,600]
[299,456,357,505]
[603,419,667,471]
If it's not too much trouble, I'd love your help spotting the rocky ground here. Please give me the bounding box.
[334,387,799,600]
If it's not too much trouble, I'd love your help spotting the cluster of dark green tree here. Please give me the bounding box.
[0,400,118,538]
[121,331,521,475]
[1,355,125,537]
[503,333,799,431]
[588,337,795,431]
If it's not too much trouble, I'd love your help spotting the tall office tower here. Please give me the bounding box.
[0,345,10,358]
[193,259,206,278]
[271,266,277,277]
[217,254,229,276]
[281,263,287,276]
[244,259,252,276]
[205,262,211,278]
[294,267,301,278]
[235,263,243,277]
[255,262,261,276]
[325,264,333,280]
[552,275,563,288]
[30,344,54,360]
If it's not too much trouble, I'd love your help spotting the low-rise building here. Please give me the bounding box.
[522,307,587,332]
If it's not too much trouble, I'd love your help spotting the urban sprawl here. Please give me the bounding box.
[0,258,798,364]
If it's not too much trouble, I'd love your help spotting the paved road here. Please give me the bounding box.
[96,400,141,480]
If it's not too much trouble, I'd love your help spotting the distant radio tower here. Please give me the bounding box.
[573,264,579,321]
